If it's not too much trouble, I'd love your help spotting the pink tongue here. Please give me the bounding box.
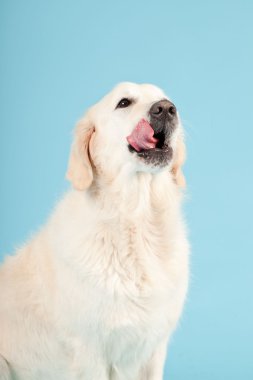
[127,119,158,152]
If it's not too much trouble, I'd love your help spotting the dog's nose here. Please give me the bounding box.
[149,100,177,120]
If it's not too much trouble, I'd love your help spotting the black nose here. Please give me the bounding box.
[149,99,177,120]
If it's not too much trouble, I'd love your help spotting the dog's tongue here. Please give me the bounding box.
[127,119,158,152]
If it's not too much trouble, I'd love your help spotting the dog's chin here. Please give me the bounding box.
[127,119,176,168]
[128,143,173,168]
[128,127,173,167]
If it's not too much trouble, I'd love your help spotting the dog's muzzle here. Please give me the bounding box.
[127,99,178,168]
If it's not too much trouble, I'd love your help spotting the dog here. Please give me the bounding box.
[0,82,189,380]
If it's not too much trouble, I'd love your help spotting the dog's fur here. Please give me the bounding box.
[0,83,189,380]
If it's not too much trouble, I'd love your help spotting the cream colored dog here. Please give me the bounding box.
[0,82,189,380]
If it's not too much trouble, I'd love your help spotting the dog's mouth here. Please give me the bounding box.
[127,119,173,167]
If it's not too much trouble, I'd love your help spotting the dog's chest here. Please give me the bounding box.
[90,215,172,292]
[66,217,174,354]
[55,199,187,376]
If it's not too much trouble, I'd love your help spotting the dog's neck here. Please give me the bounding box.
[88,169,181,218]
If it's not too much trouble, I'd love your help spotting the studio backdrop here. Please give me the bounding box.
[1,1,253,379]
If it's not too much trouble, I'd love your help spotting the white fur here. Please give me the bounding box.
[0,83,189,380]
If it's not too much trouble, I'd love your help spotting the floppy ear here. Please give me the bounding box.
[171,138,186,188]
[66,116,95,191]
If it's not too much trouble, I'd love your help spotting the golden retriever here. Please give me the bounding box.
[0,82,189,380]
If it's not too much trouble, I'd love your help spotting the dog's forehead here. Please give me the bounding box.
[112,82,166,101]
[89,82,169,120]
[95,83,167,109]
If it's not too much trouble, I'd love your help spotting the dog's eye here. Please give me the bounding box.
[116,98,132,109]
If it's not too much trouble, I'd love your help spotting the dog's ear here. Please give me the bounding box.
[66,116,95,191]
[171,138,186,188]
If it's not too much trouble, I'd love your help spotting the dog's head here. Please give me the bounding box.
[67,82,186,190]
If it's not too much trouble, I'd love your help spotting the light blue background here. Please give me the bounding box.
[1,0,253,378]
